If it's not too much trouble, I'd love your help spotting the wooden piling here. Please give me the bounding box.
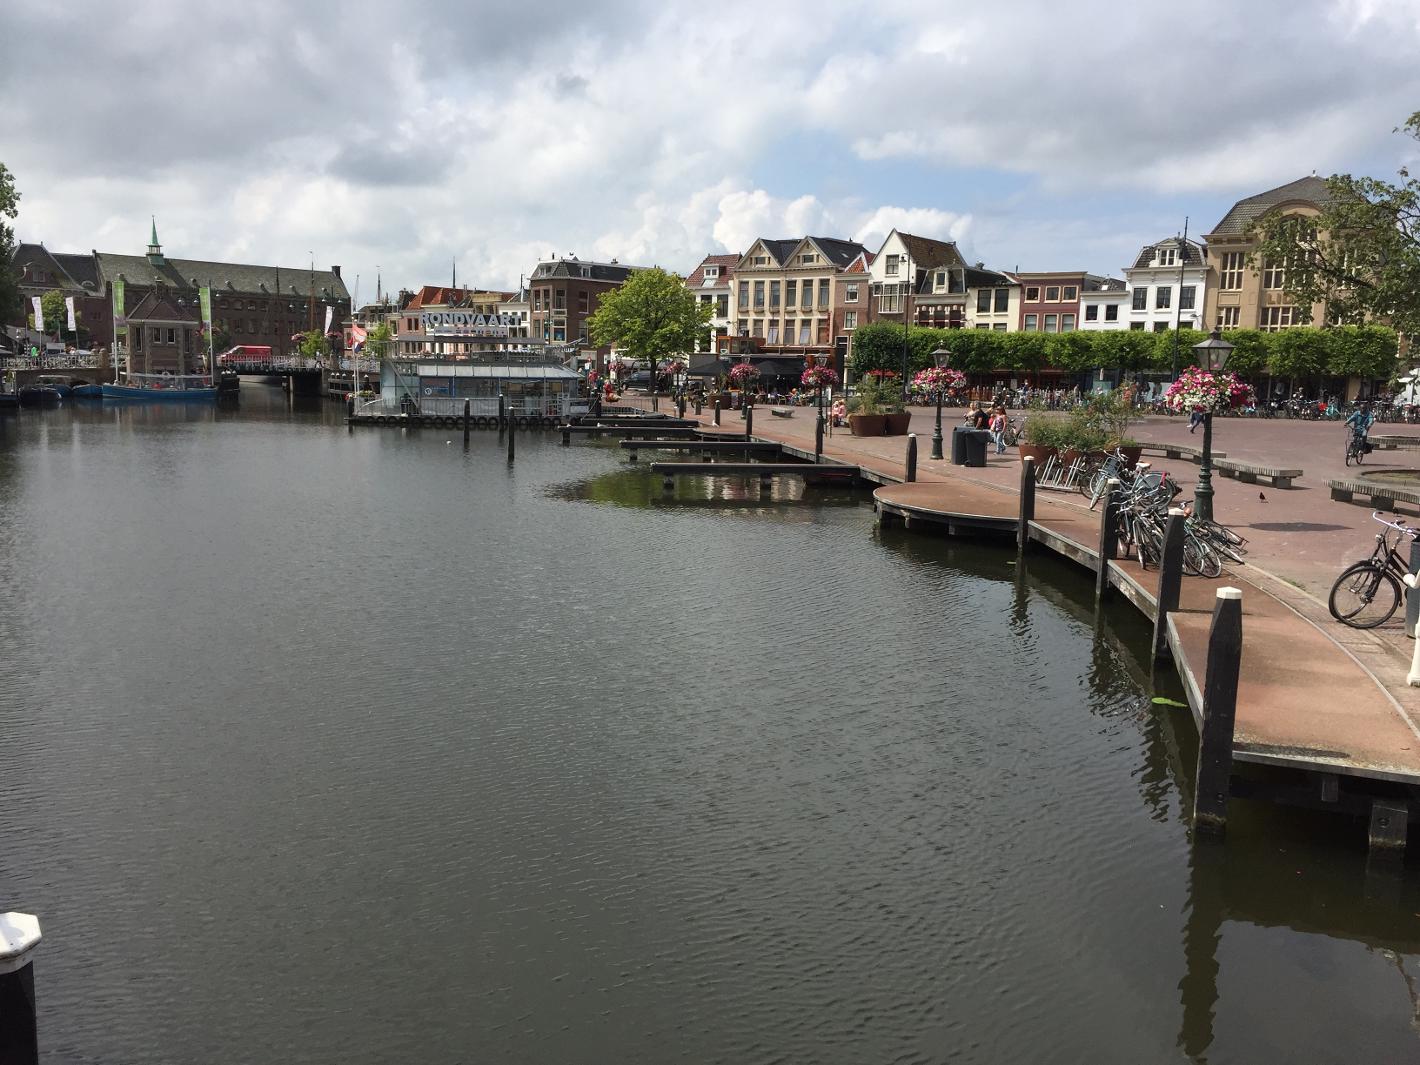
[507,412,515,463]
[0,910,41,1065]
[498,394,506,430]
[713,398,721,426]
[1017,456,1035,555]
[1095,478,1120,603]
[815,412,824,464]
[1193,587,1243,839]
[462,399,471,447]
[1368,800,1409,854]
[1153,508,1187,660]
[561,426,571,446]
[745,403,753,441]
[905,433,917,483]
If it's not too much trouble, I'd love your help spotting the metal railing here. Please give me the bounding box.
[221,356,323,372]
[1,355,104,370]
[355,395,589,419]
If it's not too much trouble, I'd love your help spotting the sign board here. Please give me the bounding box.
[421,311,515,337]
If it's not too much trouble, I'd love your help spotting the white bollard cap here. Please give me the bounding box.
[1217,586,1243,600]
[1168,507,1186,516]
[0,912,41,975]
[1404,572,1419,590]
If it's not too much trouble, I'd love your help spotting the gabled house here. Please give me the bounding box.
[684,253,738,354]
[1123,238,1206,332]
[867,229,967,327]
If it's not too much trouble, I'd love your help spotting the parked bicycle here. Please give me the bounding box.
[1327,512,1420,628]
[1104,462,1246,578]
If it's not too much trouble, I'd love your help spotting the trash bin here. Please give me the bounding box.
[952,426,990,467]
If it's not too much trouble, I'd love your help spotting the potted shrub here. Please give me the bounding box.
[1018,401,1063,465]
[875,370,912,435]
[848,372,887,436]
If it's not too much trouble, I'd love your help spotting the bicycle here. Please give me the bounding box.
[1327,512,1419,628]
[1344,426,1368,466]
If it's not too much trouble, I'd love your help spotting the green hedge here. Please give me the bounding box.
[848,322,1399,380]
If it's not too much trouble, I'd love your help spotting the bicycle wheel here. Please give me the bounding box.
[1077,460,1104,498]
[1327,561,1401,628]
[1183,534,1223,578]
[1134,515,1165,568]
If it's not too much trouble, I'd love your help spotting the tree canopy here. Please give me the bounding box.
[0,163,18,321]
[587,267,711,365]
[1251,112,1420,336]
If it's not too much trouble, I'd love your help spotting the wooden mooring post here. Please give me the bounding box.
[713,397,721,426]
[1192,587,1243,839]
[0,911,42,1065]
[462,399,471,447]
[1094,478,1120,603]
[1152,508,1188,660]
[904,434,917,483]
[507,412,515,463]
[745,403,753,442]
[1017,456,1035,556]
[498,394,506,430]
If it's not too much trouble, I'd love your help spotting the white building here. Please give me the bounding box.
[867,229,963,323]
[1079,279,1129,330]
[1122,237,1207,333]
[498,289,530,341]
[684,253,737,353]
[963,267,1021,331]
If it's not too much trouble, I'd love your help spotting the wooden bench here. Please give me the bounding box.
[1139,442,1227,462]
[1213,458,1302,489]
[770,407,795,418]
[1329,478,1420,510]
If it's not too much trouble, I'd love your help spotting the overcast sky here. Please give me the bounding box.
[3,0,1418,300]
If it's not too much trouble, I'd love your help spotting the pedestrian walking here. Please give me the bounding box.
[989,405,1008,454]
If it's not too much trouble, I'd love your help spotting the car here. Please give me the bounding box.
[625,371,652,389]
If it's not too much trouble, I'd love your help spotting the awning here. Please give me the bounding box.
[410,363,583,380]
[752,357,808,377]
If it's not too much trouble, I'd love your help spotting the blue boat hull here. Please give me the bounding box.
[71,384,105,398]
[101,384,218,402]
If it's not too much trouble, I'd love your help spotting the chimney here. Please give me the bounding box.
[331,265,341,278]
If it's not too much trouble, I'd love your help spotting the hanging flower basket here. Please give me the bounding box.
[1163,367,1253,414]
[911,366,966,394]
[801,364,839,390]
[728,362,761,386]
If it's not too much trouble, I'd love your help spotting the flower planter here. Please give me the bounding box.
[1117,445,1143,469]
[849,413,886,436]
[1018,443,1056,466]
[883,412,913,435]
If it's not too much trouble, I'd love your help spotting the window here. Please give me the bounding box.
[1180,285,1196,310]
[1260,306,1308,331]
[753,281,765,310]
[737,319,748,336]
[1157,248,1176,267]
[752,319,764,337]
[1044,314,1058,333]
[817,320,829,344]
[976,290,991,313]
[818,280,830,308]
[1155,322,1172,333]
[976,324,990,330]
[1105,304,1119,322]
[1132,288,1148,311]
[716,294,729,317]
[1262,259,1285,290]
[800,253,816,265]
[885,254,899,276]
[1129,322,1145,330]
[1025,286,1040,301]
[1085,305,1098,321]
[1061,314,1075,332]
[1024,313,1038,331]
[1063,286,1077,301]
[578,291,589,312]
[769,281,780,310]
[799,322,811,344]
[993,323,1007,332]
[738,281,749,308]
[785,280,796,307]
[845,284,858,303]
[935,270,946,289]
[993,288,1009,312]
[1045,286,1060,301]
[844,311,857,329]
[767,323,779,344]
[1155,286,1171,310]
[1219,252,1244,291]
[753,255,768,265]
[554,289,566,310]
[1217,306,1239,329]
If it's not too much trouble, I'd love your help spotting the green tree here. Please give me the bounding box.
[1251,113,1420,335]
[0,163,19,321]
[1324,324,1398,379]
[1219,330,1270,377]
[587,268,711,396]
[297,329,328,361]
[39,289,67,341]
[363,322,392,359]
[1267,327,1329,381]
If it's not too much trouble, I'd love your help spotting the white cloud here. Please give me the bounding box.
[2,0,1418,292]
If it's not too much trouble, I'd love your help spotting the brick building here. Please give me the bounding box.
[11,242,110,348]
[1015,271,1111,333]
[527,256,642,362]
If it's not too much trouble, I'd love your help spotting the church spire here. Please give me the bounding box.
[146,216,165,266]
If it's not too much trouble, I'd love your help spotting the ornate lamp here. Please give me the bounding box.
[1191,327,1235,523]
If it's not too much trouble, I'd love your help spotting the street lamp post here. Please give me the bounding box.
[1191,327,1234,525]
[813,352,828,463]
[929,346,952,460]
[898,275,912,406]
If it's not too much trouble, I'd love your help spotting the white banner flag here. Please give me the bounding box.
[65,296,76,332]
[31,296,43,333]
[324,304,334,335]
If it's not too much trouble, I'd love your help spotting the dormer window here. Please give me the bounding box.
[800,253,816,264]
[753,255,768,265]
[885,254,899,276]
[704,266,719,279]
[1157,248,1176,267]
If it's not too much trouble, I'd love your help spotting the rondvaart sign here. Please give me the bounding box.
[421,311,515,337]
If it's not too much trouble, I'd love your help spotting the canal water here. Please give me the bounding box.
[0,384,1416,1064]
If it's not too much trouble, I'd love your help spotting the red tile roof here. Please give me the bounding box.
[685,253,740,286]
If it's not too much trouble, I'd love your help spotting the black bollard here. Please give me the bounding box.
[815,411,824,464]
[713,398,721,426]
[0,910,41,1065]
[694,394,703,416]
[1095,478,1120,603]
[745,403,753,442]
[1017,455,1036,555]
[1193,587,1243,839]
[462,398,471,447]
[1153,509,1188,660]
[507,411,515,463]
[904,433,917,483]
[498,393,506,430]
[561,427,570,446]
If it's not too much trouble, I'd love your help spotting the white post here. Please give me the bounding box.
[0,911,42,1063]
[1404,574,1420,686]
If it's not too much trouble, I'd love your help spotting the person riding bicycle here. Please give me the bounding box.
[1345,402,1375,450]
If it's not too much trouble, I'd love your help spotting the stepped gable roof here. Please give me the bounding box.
[96,252,350,300]
[531,258,638,282]
[1207,175,1334,239]
[1130,237,1206,269]
[897,232,959,268]
[126,287,198,323]
[685,253,738,286]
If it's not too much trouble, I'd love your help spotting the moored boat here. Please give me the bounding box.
[71,382,105,399]
[101,372,218,402]
[34,375,74,398]
[18,385,61,407]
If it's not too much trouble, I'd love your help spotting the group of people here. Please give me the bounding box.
[965,402,1011,455]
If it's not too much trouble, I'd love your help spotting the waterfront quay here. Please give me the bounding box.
[617,394,1420,851]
